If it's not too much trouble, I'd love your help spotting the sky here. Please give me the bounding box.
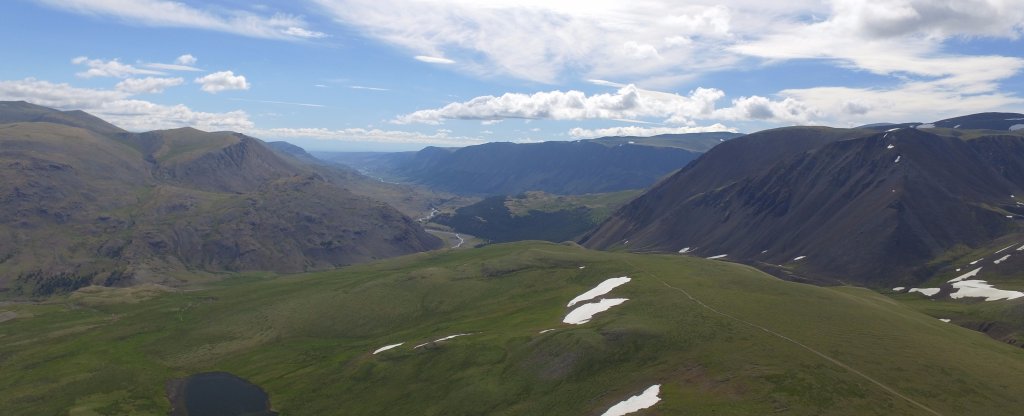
[1,0,1022,151]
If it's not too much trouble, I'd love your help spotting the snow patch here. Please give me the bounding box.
[939,318,951,323]
[887,144,895,149]
[793,256,806,261]
[579,266,586,269]
[601,384,661,416]
[628,141,636,144]
[1018,244,1024,251]
[373,343,404,355]
[707,254,728,259]
[950,280,1024,301]
[678,247,692,254]
[954,124,961,128]
[996,244,1017,254]
[909,288,940,297]
[1010,124,1024,131]
[969,259,983,265]
[994,255,1011,265]
[885,127,900,132]
[539,329,556,334]
[413,333,472,349]
[894,155,901,163]
[567,276,631,308]
[563,298,629,324]
[893,287,905,292]
[949,267,982,283]
[917,123,935,129]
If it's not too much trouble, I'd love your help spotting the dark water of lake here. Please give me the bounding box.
[167,372,277,416]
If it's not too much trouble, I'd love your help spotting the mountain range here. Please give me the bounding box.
[0,101,441,296]
[584,114,1024,287]
[319,132,741,196]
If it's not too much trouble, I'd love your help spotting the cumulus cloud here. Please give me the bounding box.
[0,78,253,131]
[394,85,727,125]
[72,56,165,78]
[195,71,250,93]
[35,0,325,40]
[115,77,184,94]
[414,55,456,64]
[569,124,737,138]
[175,54,197,65]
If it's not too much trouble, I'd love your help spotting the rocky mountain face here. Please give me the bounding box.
[583,122,1024,286]
[0,101,442,296]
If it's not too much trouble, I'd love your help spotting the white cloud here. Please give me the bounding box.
[195,71,250,93]
[311,0,813,83]
[253,127,486,146]
[312,0,1024,126]
[115,77,184,94]
[349,85,390,91]
[569,124,737,138]
[175,54,197,65]
[414,55,456,64]
[393,84,816,126]
[35,0,325,40]
[72,56,165,78]
[394,85,726,125]
[0,78,253,131]
[144,62,202,72]
[283,26,327,38]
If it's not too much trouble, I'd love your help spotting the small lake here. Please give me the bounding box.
[167,372,277,416]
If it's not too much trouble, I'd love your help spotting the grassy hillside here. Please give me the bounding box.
[3,242,1024,415]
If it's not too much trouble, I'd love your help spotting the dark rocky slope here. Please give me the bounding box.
[583,125,1024,286]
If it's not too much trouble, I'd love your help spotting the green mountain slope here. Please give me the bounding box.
[3,242,1024,415]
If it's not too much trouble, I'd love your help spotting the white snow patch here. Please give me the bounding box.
[1009,215,1015,219]
[414,333,472,349]
[1018,244,1024,251]
[956,268,961,272]
[996,244,1017,254]
[894,155,902,163]
[793,256,806,261]
[909,288,941,297]
[994,255,1011,264]
[917,123,935,129]
[885,127,900,132]
[969,259,983,265]
[761,250,768,253]
[950,280,1024,301]
[579,266,586,269]
[949,267,982,283]
[707,254,728,259]
[373,343,404,354]
[567,276,631,308]
[939,318,951,323]
[886,144,895,149]
[601,384,661,416]
[893,287,906,292]
[954,124,961,128]
[628,141,636,144]
[563,298,629,324]
[1010,124,1024,131]
[539,329,556,334]
[678,247,692,254]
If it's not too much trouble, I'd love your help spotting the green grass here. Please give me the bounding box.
[3,242,1024,415]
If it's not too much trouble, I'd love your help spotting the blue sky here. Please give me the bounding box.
[1,0,1022,151]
